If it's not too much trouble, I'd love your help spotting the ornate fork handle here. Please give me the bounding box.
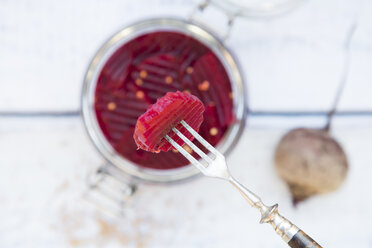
[229,177,322,248]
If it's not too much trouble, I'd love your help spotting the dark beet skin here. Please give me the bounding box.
[134,91,205,153]
[94,31,234,169]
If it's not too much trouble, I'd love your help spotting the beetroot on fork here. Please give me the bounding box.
[134,91,205,153]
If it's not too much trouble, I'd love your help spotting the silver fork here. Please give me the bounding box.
[165,120,322,248]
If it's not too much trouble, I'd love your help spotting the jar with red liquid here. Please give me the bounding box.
[81,0,302,212]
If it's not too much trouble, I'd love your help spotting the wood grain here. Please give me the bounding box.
[288,230,322,248]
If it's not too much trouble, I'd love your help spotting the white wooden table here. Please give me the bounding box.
[1,0,372,247]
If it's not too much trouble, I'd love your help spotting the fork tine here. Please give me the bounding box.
[164,134,206,171]
[180,120,220,155]
[171,127,214,164]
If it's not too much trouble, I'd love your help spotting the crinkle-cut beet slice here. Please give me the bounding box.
[192,52,234,127]
[134,91,205,152]
[132,53,183,97]
[199,106,224,146]
[99,47,133,90]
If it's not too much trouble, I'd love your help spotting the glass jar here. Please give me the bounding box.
[81,0,302,213]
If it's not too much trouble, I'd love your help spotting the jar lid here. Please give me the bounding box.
[210,0,304,18]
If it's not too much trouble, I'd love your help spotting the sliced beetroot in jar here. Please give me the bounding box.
[115,128,190,169]
[134,91,205,152]
[94,31,234,169]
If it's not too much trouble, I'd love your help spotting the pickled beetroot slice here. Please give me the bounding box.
[134,91,205,152]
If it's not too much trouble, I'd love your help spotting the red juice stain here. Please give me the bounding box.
[94,31,234,169]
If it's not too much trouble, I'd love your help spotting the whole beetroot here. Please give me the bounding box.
[275,128,348,204]
[274,23,355,205]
